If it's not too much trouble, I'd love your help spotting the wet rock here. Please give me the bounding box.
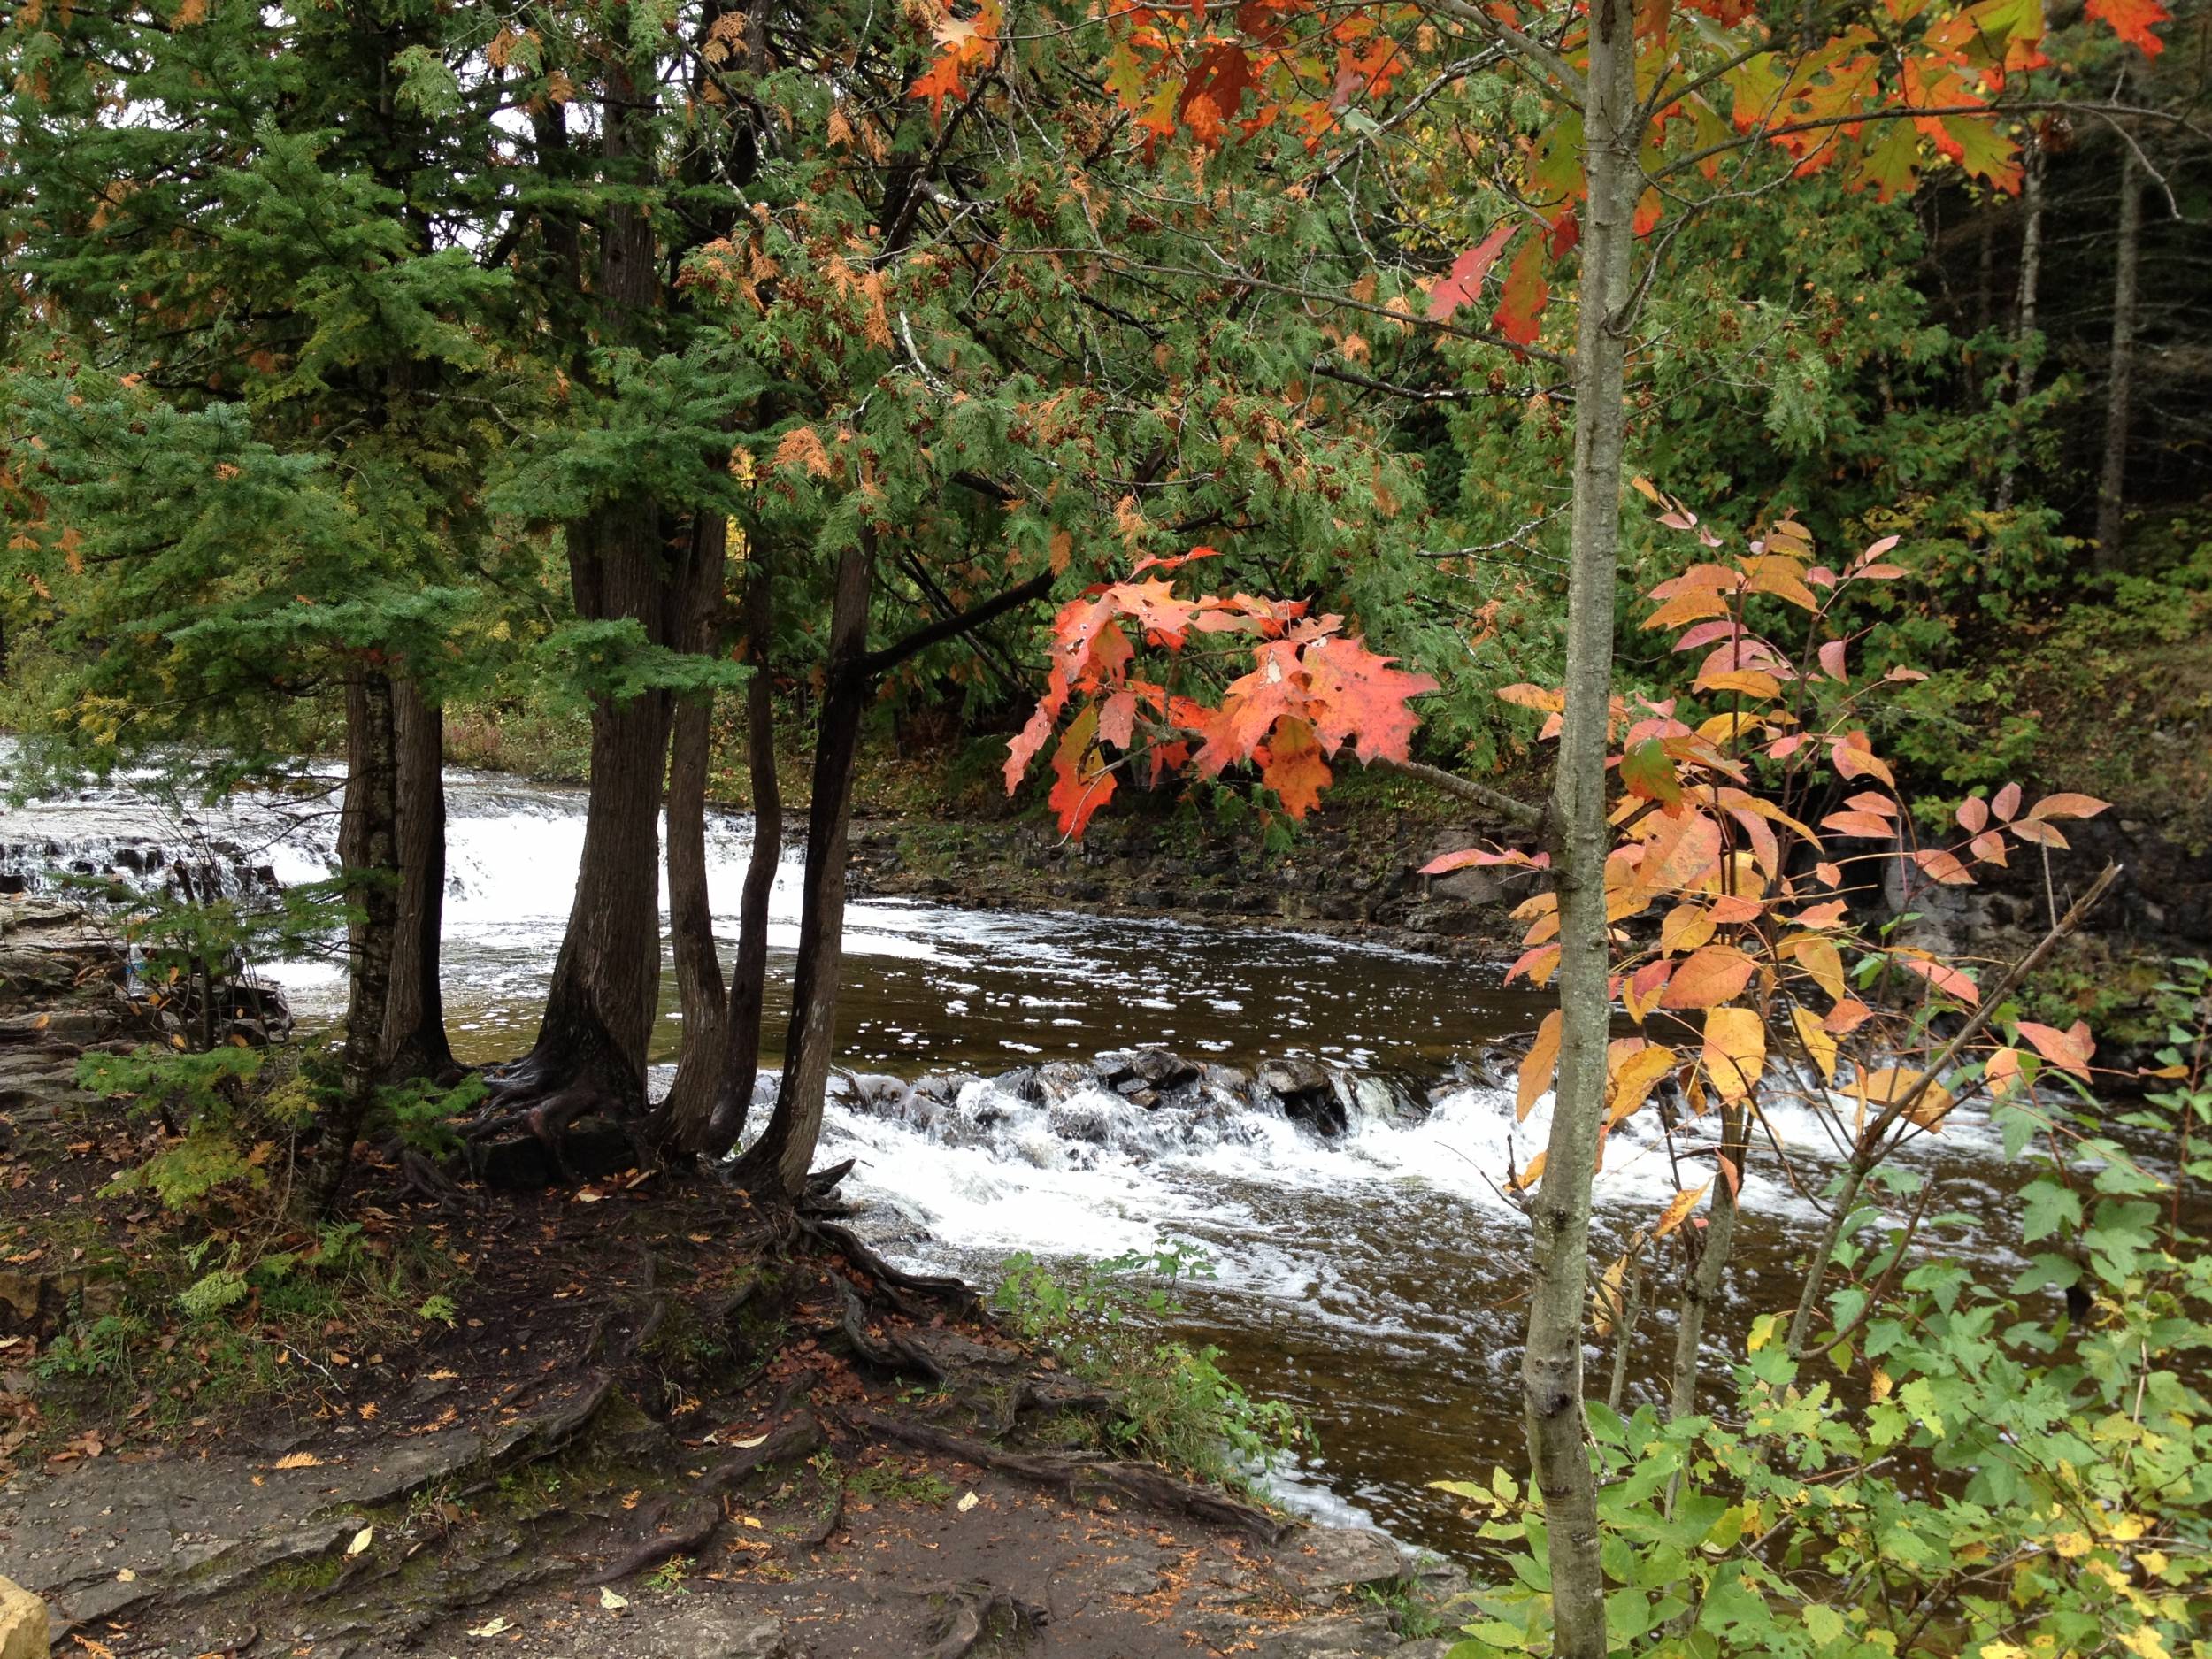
[653,1604,796,1658]
[987,1066,1040,1102]
[1033,1060,1092,1100]
[1048,1097,1115,1150]
[1276,1526,1408,1604]
[1095,1046,1200,1090]
[1111,1081,1160,1110]
[0,1576,50,1659]
[1258,1059,1348,1137]
[1251,1611,1401,1657]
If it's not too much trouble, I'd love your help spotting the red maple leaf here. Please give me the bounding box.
[1427,222,1517,323]
[1491,234,1549,346]
[2086,0,2168,53]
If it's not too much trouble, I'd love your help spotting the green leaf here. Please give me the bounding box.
[2020,1179,2083,1244]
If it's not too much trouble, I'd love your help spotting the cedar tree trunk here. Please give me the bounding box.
[734,530,872,1197]
[303,666,401,1217]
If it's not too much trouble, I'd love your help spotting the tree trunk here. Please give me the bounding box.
[303,667,401,1217]
[1993,133,2046,514]
[705,546,781,1158]
[1520,2,1640,1653]
[734,531,872,1198]
[658,514,733,1148]
[500,47,675,1127]
[2094,145,2143,572]
[1665,1101,1747,1419]
[518,505,677,1114]
[379,677,455,1084]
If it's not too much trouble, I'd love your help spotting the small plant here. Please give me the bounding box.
[643,1555,692,1594]
[993,1242,1310,1489]
[847,1459,957,1506]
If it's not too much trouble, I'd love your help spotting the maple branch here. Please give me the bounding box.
[862,570,1055,678]
[1378,757,1547,830]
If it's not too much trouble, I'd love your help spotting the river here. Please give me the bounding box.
[0,756,2033,1555]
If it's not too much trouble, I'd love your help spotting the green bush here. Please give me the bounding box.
[993,1242,1310,1489]
[1435,959,2212,1658]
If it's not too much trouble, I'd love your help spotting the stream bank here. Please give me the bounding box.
[0,907,1465,1656]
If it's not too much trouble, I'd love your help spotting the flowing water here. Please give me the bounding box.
[0,754,2037,1554]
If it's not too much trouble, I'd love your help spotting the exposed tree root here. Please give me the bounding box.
[833,1272,948,1382]
[801,1216,983,1317]
[582,1495,720,1586]
[584,1412,825,1584]
[836,1405,1299,1545]
[920,1581,1051,1659]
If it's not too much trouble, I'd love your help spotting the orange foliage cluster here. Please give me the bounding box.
[1427,487,2108,1160]
[1002,548,1439,835]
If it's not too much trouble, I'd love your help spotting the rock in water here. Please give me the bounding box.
[0,1576,50,1659]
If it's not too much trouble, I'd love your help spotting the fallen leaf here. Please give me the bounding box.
[599,1586,628,1610]
[347,1525,373,1556]
[733,1433,768,1448]
[272,1451,326,1470]
[957,1490,980,1512]
[465,1617,511,1638]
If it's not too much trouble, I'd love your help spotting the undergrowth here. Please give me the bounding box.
[991,1242,1310,1493]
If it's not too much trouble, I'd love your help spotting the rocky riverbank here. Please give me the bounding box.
[844,793,1545,963]
[0,905,1477,1659]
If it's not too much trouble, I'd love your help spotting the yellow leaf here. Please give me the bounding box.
[2049,1531,2093,1559]
[1517,1010,1563,1122]
[1791,1006,1837,1082]
[1593,1253,1631,1338]
[1859,1066,1955,1129]
[1510,1148,1548,1191]
[599,1586,629,1610]
[347,1525,373,1556]
[1606,1043,1678,1128]
[1701,1007,1767,1102]
[1653,1181,1711,1240]
[1783,933,1847,1003]
[272,1451,326,1470]
[1660,902,1716,956]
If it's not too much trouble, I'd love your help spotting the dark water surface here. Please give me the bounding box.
[1,757,2037,1553]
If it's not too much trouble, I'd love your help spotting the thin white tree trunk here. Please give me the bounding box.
[1520,0,1640,1650]
[1994,134,2046,513]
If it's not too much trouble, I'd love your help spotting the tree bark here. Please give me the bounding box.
[379,677,455,1084]
[303,667,401,1217]
[1993,133,2046,515]
[705,546,782,1157]
[519,505,677,1112]
[1520,1,1640,1652]
[658,514,733,1148]
[1665,1101,1747,1419]
[734,530,873,1199]
[502,46,676,1124]
[2094,145,2143,572]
